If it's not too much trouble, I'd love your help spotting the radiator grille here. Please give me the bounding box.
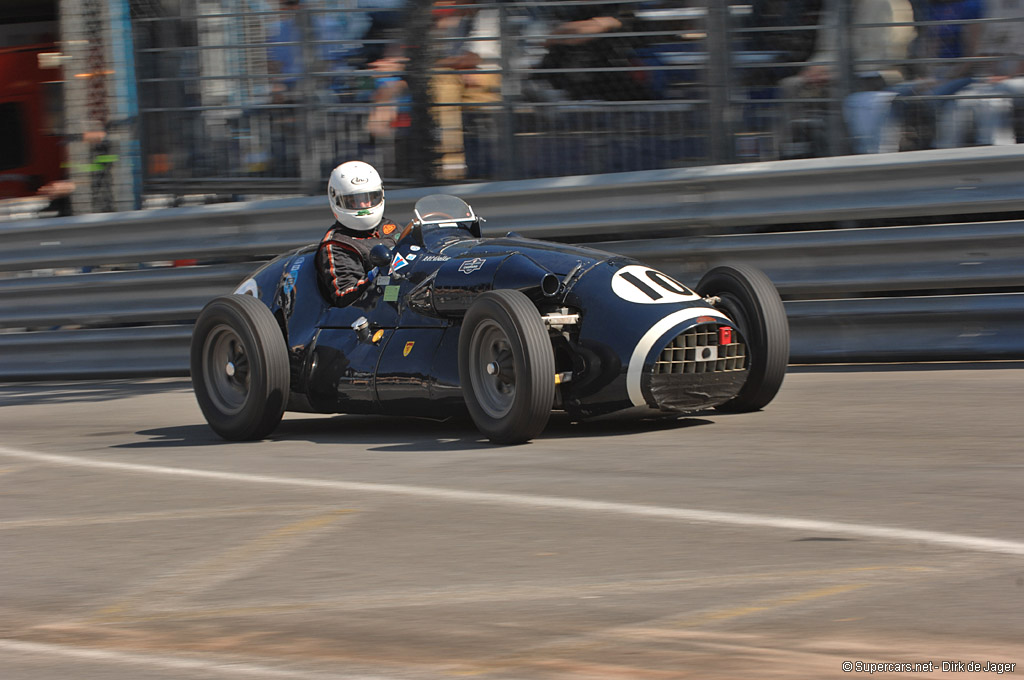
[654,323,746,374]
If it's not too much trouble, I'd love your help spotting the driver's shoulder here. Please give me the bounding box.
[378,216,401,240]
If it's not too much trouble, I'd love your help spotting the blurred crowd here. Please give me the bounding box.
[746,0,1024,158]
[138,0,1024,186]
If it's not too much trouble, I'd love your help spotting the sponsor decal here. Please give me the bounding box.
[357,209,371,216]
[372,329,385,343]
[391,252,409,272]
[459,257,486,274]
[351,176,368,185]
[279,256,305,302]
[421,254,450,262]
[410,245,421,251]
[383,285,400,302]
[407,253,417,261]
[611,265,699,304]
[382,222,396,235]
[403,341,415,357]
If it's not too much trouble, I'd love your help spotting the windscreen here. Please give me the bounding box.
[413,194,475,224]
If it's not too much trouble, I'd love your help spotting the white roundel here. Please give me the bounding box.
[611,265,699,304]
[234,278,259,297]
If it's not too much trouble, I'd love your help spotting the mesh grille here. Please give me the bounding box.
[654,323,746,375]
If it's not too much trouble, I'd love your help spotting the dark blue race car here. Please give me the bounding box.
[191,194,789,444]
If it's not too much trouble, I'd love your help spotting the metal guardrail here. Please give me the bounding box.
[3,293,1022,381]
[6,219,1024,332]
[0,326,192,381]
[3,146,1023,272]
[0,264,254,328]
[599,221,1024,297]
[788,293,1024,364]
[1,148,1023,380]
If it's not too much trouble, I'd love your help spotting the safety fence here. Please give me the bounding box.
[1,147,1023,380]
[130,0,1024,198]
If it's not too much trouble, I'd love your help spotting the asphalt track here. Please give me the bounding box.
[1,366,1022,679]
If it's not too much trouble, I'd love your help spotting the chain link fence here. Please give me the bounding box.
[131,0,1024,197]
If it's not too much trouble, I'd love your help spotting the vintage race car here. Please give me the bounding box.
[191,194,788,444]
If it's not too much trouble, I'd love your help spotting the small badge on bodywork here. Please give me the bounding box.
[403,341,415,356]
[277,256,306,318]
[383,285,400,302]
[391,252,409,272]
[459,257,486,274]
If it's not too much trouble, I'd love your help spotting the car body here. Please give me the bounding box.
[192,194,788,444]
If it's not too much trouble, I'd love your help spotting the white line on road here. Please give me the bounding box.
[2,445,1023,557]
[0,639,391,680]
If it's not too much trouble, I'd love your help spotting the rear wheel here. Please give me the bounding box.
[459,290,555,444]
[191,294,290,440]
[697,264,789,412]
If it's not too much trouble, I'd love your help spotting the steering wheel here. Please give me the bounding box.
[419,211,455,221]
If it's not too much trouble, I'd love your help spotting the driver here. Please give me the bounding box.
[316,161,400,306]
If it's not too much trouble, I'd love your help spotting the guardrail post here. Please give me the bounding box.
[498,3,518,180]
[707,0,733,164]
[830,0,854,157]
[297,3,321,195]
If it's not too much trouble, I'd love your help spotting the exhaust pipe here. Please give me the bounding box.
[430,254,561,316]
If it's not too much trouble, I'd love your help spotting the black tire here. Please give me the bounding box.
[458,290,555,444]
[190,294,290,440]
[696,264,789,412]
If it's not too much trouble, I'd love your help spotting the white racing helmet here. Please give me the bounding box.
[327,161,385,231]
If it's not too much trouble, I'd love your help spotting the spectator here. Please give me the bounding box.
[353,0,410,65]
[776,0,914,158]
[366,46,414,177]
[529,2,655,101]
[935,1,1024,147]
[429,0,502,179]
[867,0,983,152]
[742,0,825,88]
[267,0,349,103]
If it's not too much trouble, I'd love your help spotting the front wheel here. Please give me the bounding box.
[459,290,555,444]
[191,294,290,440]
[697,264,789,412]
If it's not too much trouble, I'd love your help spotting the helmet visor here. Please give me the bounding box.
[338,189,383,211]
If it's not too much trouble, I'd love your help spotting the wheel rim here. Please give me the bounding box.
[203,324,251,415]
[468,319,517,419]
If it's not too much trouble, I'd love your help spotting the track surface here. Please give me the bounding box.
[1,367,1022,679]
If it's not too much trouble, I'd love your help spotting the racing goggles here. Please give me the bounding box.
[337,189,383,211]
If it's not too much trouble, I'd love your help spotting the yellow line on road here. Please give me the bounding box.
[675,583,870,627]
[91,510,356,622]
[81,566,915,626]
[0,505,346,530]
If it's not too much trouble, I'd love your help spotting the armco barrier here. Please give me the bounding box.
[2,146,1023,272]
[0,263,254,328]
[2,295,1021,381]
[5,221,1024,330]
[1,147,1024,380]
[596,221,1024,297]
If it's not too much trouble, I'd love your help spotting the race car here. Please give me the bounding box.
[191,194,789,444]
